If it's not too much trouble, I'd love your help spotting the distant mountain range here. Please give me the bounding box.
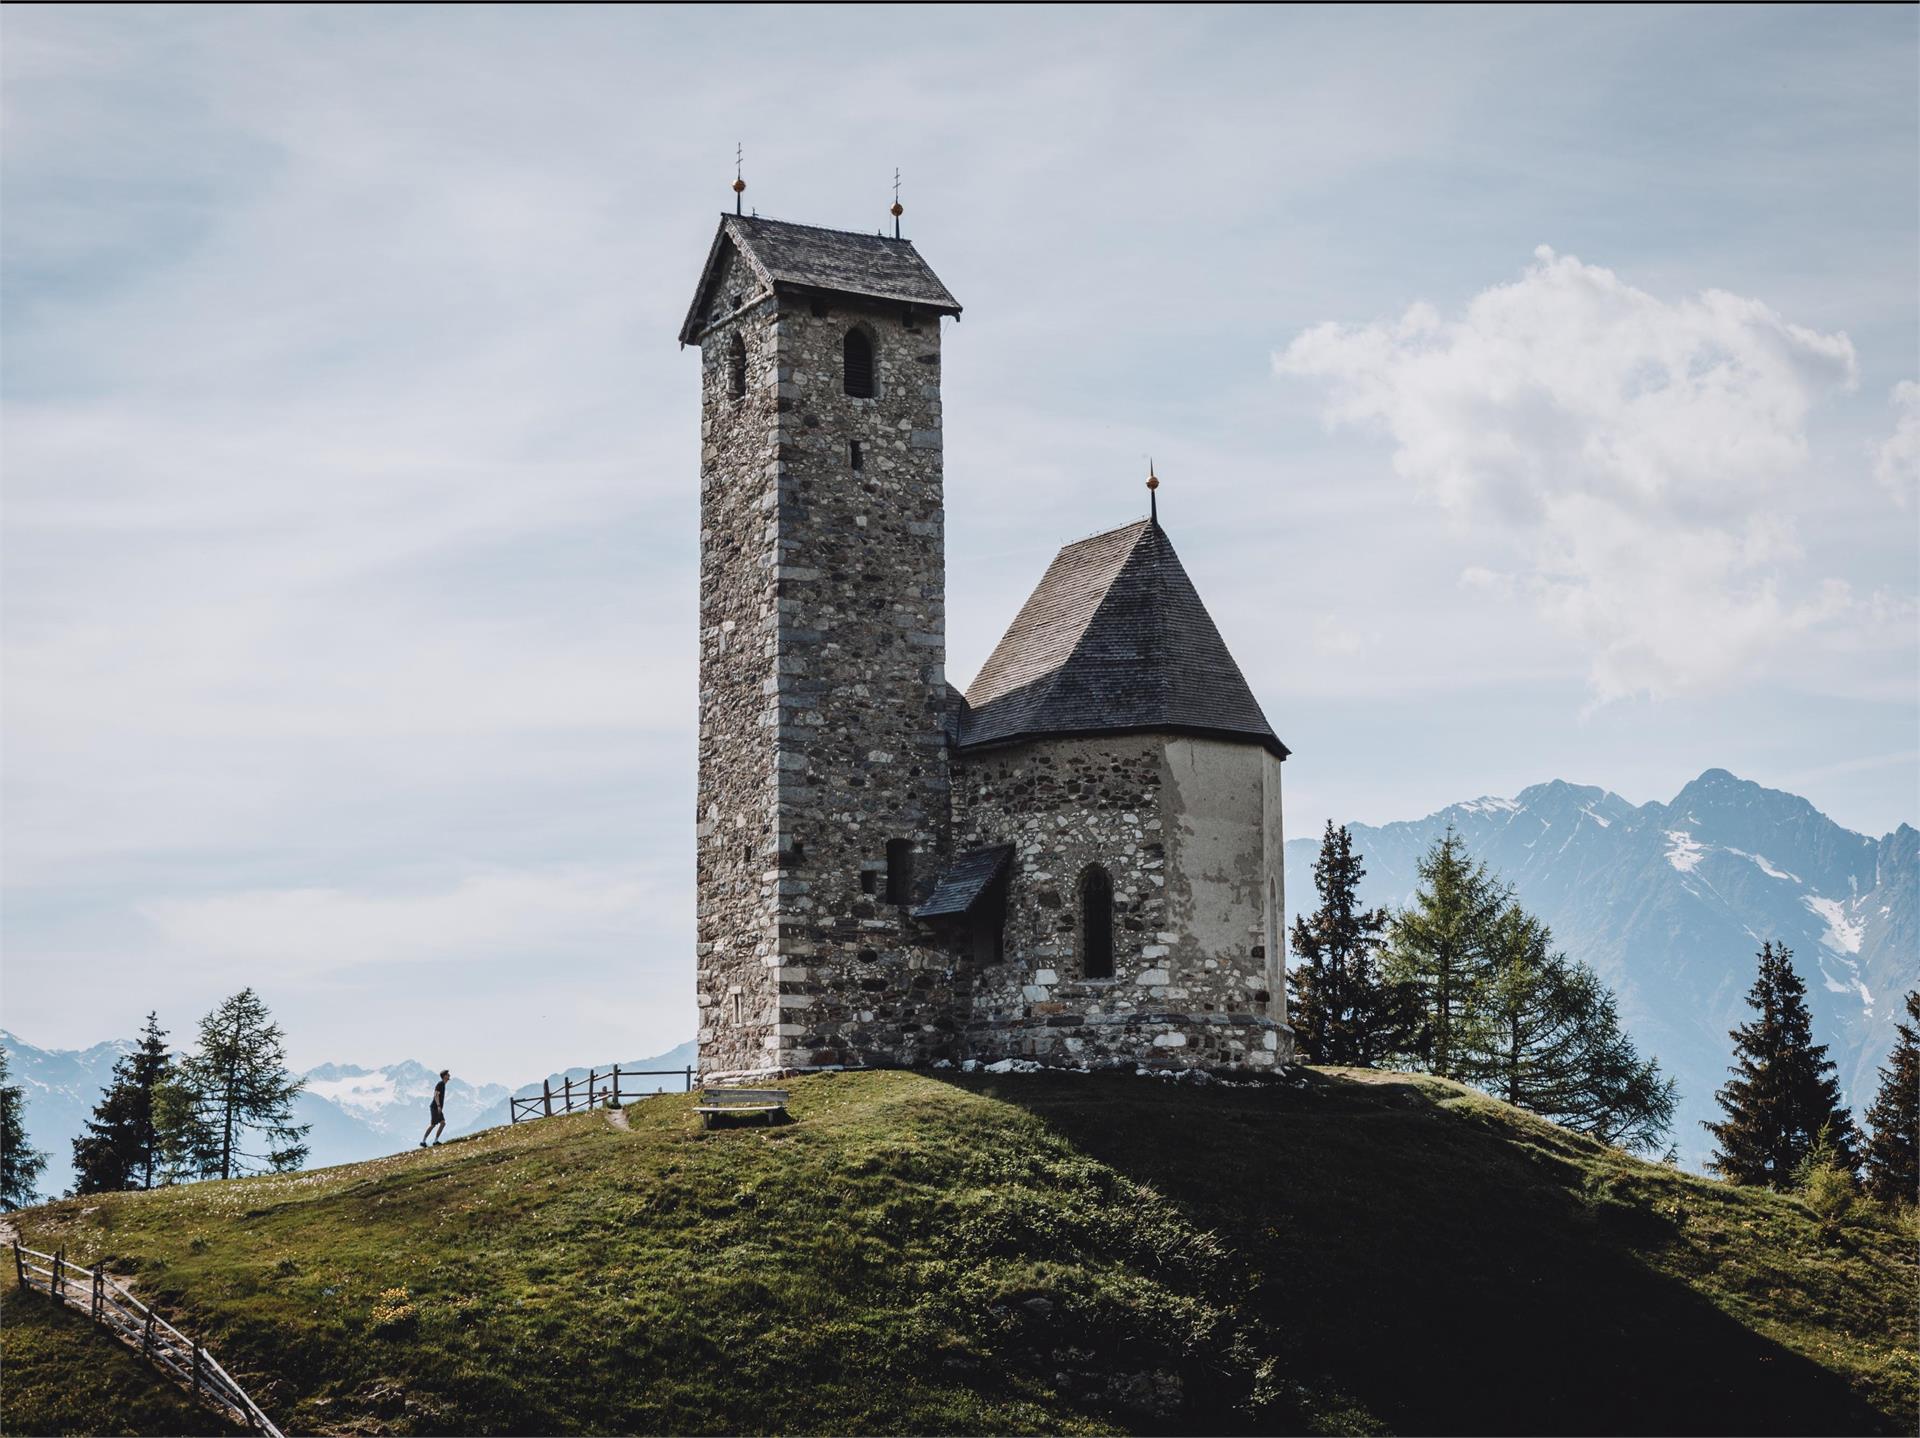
[0,1036,697,1198]
[6,769,1910,1187]
[1284,768,1916,1167]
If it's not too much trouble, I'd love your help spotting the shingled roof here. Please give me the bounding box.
[912,845,1015,921]
[680,215,962,344]
[958,519,1287,759]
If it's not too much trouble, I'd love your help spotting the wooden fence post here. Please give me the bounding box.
[143,1308,155,1357]
[612,1065,621,1104]
[12,1241,23,1290]
[193,1342,204,1393]
[92,1265,104,1320]
[588,1069,597,1107]
[684,1065,694,1092]
[51,1247,63,1299]
[563,1075,573,1112]
[543,1078,553,1117]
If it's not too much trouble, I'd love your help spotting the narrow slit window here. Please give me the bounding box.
[885,839,914,905]
[727,334,747,400]
[850,439,863,471]
[860,869,878,896]
[843,328,875,398]
[1080,865,1114,979]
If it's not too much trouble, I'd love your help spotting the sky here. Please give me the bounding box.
[3,5,1916,1084]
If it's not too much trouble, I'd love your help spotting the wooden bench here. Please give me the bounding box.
[694,1088,790,1129]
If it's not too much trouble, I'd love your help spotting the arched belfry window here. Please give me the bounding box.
[843,328,875,398]
[1080,865,1114,979]
[727,333,747,400]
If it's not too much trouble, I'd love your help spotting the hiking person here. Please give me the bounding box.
[420,1069,449,1147]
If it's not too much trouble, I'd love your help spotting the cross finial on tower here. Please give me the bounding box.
[1147,459,1160,523]
[733,143,746,215]
[891,168,903,239]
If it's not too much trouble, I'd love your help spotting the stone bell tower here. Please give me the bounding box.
[680,201,964,1081]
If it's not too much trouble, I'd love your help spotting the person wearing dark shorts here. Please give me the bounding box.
[420,1069,449,1147]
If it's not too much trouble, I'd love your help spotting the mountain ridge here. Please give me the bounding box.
[1284,767,1916,1167]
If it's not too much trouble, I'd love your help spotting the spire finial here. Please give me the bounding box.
[890,167,903,238]
[732,142,746,215]
[1147,458,1160,523]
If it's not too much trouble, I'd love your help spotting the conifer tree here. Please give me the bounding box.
[0,1046,48,1210]
[72,1012,174,1194]
[1466,904,1676,1152]
[1861,990,1918,1207]
[1384,829,1507,1078]
[1706,942,1859,1189]
[1288,821,1417,1065]
[150,1074,219,1186]
[180,989,310,1180]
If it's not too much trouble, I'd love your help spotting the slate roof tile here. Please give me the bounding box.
[958,520,1286,758]
[912,845,1015,920]
[681,215,961,342]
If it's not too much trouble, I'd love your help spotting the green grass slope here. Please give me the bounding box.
[2,1068,1912,1436]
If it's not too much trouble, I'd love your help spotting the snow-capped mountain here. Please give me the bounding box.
[1285,768,1917,1169]
[0,1031,136,1199]
[296,1061,509,1166]
[0,1034,703,1192]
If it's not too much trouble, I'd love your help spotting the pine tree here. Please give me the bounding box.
[1706,942,1860,1189]
[71,1012,174,1194]
[180,989,310,1180]
[1465,904,1675,1153]
[1861,990,1918,1207]
[0,1046,48,1210]
[1384,828,1508,1078]
[1288,821,1418,1065]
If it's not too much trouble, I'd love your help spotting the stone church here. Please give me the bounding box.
[682,207,1293,1082]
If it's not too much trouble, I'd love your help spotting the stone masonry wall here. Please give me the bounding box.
[693,246,783,1079]
[951,735,1290,1070]
[762,296,959,1070]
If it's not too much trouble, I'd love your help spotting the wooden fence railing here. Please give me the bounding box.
[12,1241,281,1437]
[508,1065,696,1123]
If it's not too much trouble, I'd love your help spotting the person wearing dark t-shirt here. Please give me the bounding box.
[420,1069,449,1147]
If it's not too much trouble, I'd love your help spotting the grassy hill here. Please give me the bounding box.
[2,1067,1912,1436]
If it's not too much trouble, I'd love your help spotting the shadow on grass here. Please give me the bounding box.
[933,1067,1892,1437]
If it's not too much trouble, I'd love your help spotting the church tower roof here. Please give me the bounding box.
[958,518,1288,760]
[679,214,962,344]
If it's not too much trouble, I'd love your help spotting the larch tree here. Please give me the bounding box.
[1705,942,1860,1189]
[1861,989,1918,1207]
[180,989,310,1181]
[0,1046,48,1210]
[1465,903,1675,1153]
[72,1011,174,1194]
[1287,821,1417,1066]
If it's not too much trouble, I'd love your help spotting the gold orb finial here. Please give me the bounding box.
[733,177,746,194]
[890,201,903,217]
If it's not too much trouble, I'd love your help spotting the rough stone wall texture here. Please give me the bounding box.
[693,258,783,1079]
[695,245,958,1079]
[951,735,1292,1069]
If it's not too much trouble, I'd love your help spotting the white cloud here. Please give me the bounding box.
[140,869,673,973]
[1309,614,1372,657]
[1872,380,1920,504]
[1276,247,1886,700]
